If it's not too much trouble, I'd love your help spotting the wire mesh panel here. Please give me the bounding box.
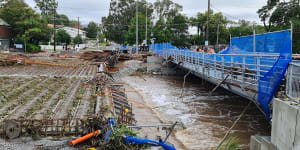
[149,30,292,120]
[287,62,300,100]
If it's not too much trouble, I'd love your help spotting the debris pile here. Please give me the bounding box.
[88,73,112,90]
[80,51,111,62]
[0,53,27,66]
[80,50,119,68]
[0,50,178,150]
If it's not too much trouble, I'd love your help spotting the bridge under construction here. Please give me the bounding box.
[151,30,293,120]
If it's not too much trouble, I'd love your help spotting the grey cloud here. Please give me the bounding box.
[25,0,266,24]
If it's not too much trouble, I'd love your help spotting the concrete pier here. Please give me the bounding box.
[147,56,163,73]
[251,98,300,150]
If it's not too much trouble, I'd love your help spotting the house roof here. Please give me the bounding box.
[73,26,83,30]
[0,19,10,26]
[48,24,64,29]
[61,26,86,33]
[48,24,54,28]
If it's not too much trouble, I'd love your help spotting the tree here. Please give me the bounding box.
[257,0,300,53]
[34,0,57,16]
[56,29,71,44]
[73,35,83,45]
[44,14,70,26]
[228,26,252,38]
[0,0,52,53]
[153,0,183,21]
[69,20,78,27]
[168,14,189,48]
[102,0,153,44]
[0,0,37,35]
[126,13,151,45]
[85,21,98,38]
[57,14,69,26]
[150,0,184,45]
[152,19,169,43]
[190,10,230,45]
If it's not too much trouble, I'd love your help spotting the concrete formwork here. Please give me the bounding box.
[147,56,164,73]
[271,98,300,150]
[250,98,300,150]
[250,136,274,150]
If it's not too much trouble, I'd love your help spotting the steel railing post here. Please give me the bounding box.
[231,55,233,82]
[257,56,261,81]
[242,56,246,87]
[222,55,224,79]
[214,54,217,78]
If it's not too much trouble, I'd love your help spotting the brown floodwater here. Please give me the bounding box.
[126,73,271,150]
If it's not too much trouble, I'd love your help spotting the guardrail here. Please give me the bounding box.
[153,47,280,96]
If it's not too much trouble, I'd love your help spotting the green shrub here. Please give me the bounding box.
[40,41,49,45]
[220,136,241,150]
[26,44,41,53]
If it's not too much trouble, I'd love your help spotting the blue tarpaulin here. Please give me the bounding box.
[125,136,176,150]
[222,30,292,121]
[121,45,127,51]
[150,30,292,120]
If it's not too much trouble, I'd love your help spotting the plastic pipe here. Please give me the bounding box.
[70,130,101,146]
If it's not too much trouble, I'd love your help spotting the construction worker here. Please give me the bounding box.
[208,48,215,54]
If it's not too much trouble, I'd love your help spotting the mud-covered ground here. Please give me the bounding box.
[0,55,99,120]
[0,57,271,150]
[0,76,95,121]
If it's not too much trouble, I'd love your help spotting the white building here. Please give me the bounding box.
[60,26,86,40]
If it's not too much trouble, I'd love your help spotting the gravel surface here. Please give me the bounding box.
[0,137,77,150]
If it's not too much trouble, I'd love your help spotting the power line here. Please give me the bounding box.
[210,4,240,21]
[210,3,265,26]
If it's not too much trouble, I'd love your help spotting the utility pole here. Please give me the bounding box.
[53,0,56,52]
[206,0,210,48]
[216,19,220,51]
[136,0,139,54]
[24,37,26,53]
[253,23,256,53]
[145,1,147,46]
[291,21,293,54]
[77,17,80,47]
[77,17,80,37]
[97,23,100,48]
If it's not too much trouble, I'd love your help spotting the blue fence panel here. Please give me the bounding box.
[221,31,292,121]
[150,30,292,120]
[121,45,127,51]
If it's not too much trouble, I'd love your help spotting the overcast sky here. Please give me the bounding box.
[25,0,267,25]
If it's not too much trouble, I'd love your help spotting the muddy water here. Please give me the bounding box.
[125,74,271,150]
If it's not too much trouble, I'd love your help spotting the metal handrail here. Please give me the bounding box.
[160,48,281,89]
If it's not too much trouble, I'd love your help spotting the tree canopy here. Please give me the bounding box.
[0,0,52,52]
[257,0,300,53]
[1,0,299,53]
[34,0,57,16]
[56,29,71,44]
[85,21,98,39]
[125,13,151,45]
[73,35,83,45]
